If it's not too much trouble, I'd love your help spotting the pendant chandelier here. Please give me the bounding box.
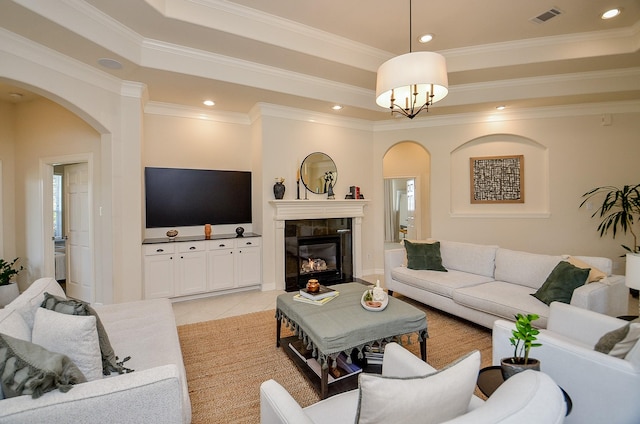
[375,0,448,119]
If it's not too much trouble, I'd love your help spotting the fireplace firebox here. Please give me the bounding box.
[285,219,353,291]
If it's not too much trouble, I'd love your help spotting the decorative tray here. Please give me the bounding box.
[360,291,388,312]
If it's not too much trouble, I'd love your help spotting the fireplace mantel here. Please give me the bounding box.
[269,199,369,220]
[269,200,369,290]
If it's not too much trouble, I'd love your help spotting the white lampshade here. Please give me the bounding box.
[626,253,640,290]
[375,51,448,109]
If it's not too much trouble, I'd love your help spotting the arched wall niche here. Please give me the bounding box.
[450,133,550,217]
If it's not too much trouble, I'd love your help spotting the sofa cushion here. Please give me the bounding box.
[5,278,66,331]
[41,293,131,376]
[355,350,480,424]
[0,332,86,399]
[32,307,103,381]
[440,240,498,278]
[453,281,550,327]
[594,319,640,358]
[531,261,590,305]
[0,307,30,341]
[566,256,606,282]
[404,240,447,272]
[390,267,494,298]
[494,249,564,289]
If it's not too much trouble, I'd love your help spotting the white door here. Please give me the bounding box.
[64,163,92,301]
[406,178,417,240]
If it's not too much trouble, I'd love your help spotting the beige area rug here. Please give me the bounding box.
[177,297,492,424]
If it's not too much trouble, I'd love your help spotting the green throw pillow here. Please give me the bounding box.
[531,261,590,305]
[404,240,447,272]
[0,332,86,399]
[41,293,133,375]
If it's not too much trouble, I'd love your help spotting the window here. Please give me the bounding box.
[53,174,63,239]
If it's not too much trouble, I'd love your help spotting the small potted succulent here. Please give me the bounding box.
[0,257,24,307]
[501,313,542,380]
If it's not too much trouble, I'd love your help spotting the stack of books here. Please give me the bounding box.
[364,344,385,365]
[293,285,339,306]
[288,341,362,383]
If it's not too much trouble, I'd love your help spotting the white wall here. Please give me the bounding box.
[0,30,145,303]
[374,107,640,274]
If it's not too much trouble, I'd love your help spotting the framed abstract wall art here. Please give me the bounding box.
[470,155,524,204]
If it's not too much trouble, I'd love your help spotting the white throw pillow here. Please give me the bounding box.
[0,308,31,341]
[32,307,103,381]
[355,350,480,424]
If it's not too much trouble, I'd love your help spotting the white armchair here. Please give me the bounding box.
[261,342,566,424]
[493,301,640,424]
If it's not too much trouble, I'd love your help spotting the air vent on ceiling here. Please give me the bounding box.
[530,7,563,24]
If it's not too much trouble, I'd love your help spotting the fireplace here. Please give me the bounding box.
[269,199,368,292]
[285,219,352,291]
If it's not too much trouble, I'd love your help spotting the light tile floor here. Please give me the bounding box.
[172,275,639,326]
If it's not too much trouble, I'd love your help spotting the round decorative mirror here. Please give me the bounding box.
[300,152,337,194]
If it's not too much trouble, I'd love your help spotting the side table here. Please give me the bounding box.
[477,366,572,416]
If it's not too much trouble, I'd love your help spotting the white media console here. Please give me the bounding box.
[142,233,262,300]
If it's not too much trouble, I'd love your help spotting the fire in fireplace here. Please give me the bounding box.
[298,236,340,278]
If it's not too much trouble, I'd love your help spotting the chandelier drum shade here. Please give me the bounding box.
[375,51,448,118]
[375,0,449,119]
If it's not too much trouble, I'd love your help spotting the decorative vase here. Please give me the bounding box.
[0,283,20,308]
[273,181,285,199]
[306,279,320,293]
[500,358,540,380]
[204,224,212,239]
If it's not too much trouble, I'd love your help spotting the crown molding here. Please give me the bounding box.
[144,101,251,125]
[147,0,390,71]
[373,100,640,131]
[249,103,374,131]
[0,27,123,96]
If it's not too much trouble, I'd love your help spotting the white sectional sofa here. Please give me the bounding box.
[0,277,191,423]
[384,240,628,329]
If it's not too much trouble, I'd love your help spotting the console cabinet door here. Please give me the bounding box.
[208,248,235,290]
[176,251,207,295]
[236,244,262,287]
[144,253,175,299]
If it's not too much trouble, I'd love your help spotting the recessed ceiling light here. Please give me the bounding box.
[601,8,621,19]
[332,105,343,111]
[203,100,215,106]
[97,58,123,70]
[418,34,434,44]
[496,105,506,111]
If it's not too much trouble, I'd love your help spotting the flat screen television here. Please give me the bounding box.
[145,167,252,228]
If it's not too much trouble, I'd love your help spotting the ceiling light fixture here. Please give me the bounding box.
[97,58,123,70]
[331,105,343,110]
[601,8,621,19]
[203,100,215,106]
[418,34,433,44]
[496,105,506,111]
[375,0,448,119]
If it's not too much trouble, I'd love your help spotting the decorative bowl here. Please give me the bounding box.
[361,290,388,312]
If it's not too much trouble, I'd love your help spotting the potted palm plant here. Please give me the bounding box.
[580,184,640,297]
[500,313,541,380]
[0,257,23,307]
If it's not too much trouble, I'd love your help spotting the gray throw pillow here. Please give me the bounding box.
[404,240,448,272]
[0,332,86,399]
[41,293,133,375]
[594,318,640,358]
[531,261,590,305]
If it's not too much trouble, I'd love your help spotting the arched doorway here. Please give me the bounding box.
[383,141,431,248]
